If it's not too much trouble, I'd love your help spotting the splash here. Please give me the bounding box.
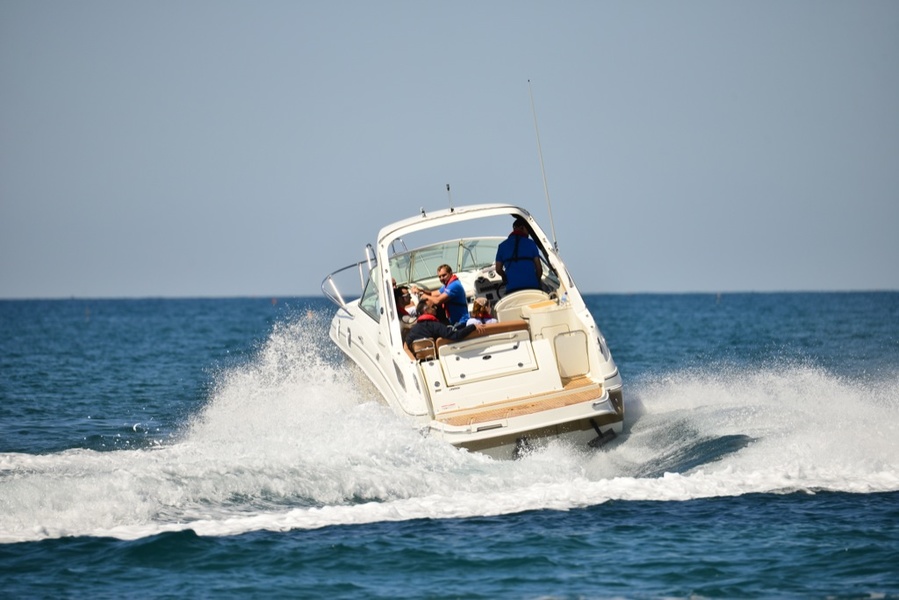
[612,363,899,487]
[1,314,897,543]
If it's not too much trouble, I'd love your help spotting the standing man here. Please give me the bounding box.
[495,217,543,294]
[425,264,470,326]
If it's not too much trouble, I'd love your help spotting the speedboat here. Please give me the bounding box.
[322,203,623,459]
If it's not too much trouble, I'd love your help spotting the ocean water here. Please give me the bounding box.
[1,293,897,598]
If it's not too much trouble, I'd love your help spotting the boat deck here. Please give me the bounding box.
[435,376,603,426]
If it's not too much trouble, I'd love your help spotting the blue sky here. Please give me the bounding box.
[2,1,897,298]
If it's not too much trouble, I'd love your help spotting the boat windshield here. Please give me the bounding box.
[388,237,502,285]
[359,265,381,321]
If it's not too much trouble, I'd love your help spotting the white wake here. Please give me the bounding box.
[2,314,897,543]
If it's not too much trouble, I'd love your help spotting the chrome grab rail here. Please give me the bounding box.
[321,258,376,316]
[390,237,408,256]
[365,244,375,272]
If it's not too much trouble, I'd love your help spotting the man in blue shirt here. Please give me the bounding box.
[495,217,543,294]
[425,264,470,326]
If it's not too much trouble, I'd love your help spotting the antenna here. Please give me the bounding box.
[446,183,454,212]
[528,79,558,252]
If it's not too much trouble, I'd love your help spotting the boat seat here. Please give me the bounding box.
[408,321,531,360]
[435,320,530,350]
[408,338,437,361]
[399,316,416,344]
[494,290,551,321]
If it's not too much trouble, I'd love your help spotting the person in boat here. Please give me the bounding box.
[466,297,497,326]
[405,301,485,354]
[404,284,431,318]
[495,217,543,294]
[393,284,410,318]
[423,264,470,326]
[404,285,423,316]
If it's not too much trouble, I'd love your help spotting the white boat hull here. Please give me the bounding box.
[324,204,624,459]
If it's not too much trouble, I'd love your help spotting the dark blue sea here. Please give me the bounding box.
[2,293,898,598]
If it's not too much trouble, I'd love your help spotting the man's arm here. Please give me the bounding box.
[445,322,485,341]
[427,289,449,306]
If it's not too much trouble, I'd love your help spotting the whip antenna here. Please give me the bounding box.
[528,80,558,251]
[446,183,454,212]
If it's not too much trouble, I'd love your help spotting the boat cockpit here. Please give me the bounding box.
[388,237,561,308]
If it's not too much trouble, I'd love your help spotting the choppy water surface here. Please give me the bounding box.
[1,293,897,598]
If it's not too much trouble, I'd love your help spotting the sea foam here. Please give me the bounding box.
[1,312,897,543]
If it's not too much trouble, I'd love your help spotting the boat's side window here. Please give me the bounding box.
[539,255,560,290]
[359,266,382,322]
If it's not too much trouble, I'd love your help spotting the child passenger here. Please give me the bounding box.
[466,297,497,326]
